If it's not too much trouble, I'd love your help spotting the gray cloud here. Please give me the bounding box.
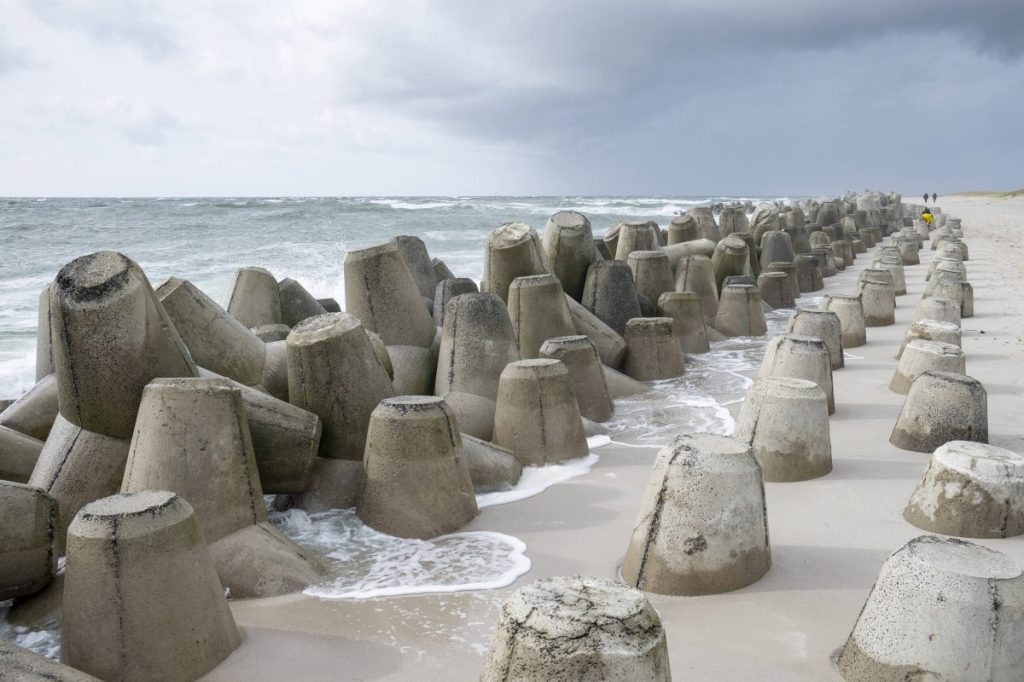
[26,0,182,61]
[0,31,31,77]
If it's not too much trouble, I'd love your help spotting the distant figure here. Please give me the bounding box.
[932,193,938,202]
[920,208,934,226]
[923,193,929,203]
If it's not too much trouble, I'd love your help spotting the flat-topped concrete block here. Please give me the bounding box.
[227,266,282,328]
[923,271,964,306]
[508,274,576,359]
[439,390,496,441]
[688,206,720,242]
[432,258,457,282]
[793,254,823,293]
[461,433,523,494]
[873,259,907,295]
[735,378,831,481]
[482,223,550,303]
[539,335,614,423]
[62,491,241,681]
[673,254,719,320]
[622,433,770,595]
[564,294,628,368]
[0,640,101,681]
[714,284,767,337]
[622,317,686,381]
[581,259,642,336]
[357,397,477,539]
[711,234,750,293]
[838,536,1024,681]
[857,276,896,327]
[344,241,437,347]
[0,481,57,600]
[913,297,962,327]
[787,308,844,370]
[818,294,867,348]
[602,365,653,398]
[657,291,710,354]
[613,221,661,261]
[542,210,598,302]
[493,359,589,467]
[759,230,794,269]
[480,575,671,681]
[317,297,341,313]
[0,424,44,483]
[287,313,395,460]
[34,282,54,381]
[812,247,838,278]
[628,250,675,305]
[434,292,520,401]
[385,344,436,395]
[251,323,293,342]
[278,277,328,327]
[760,334,835,414]
[0,372,59,441]
[432,277,478,326]
[392,234,438,301]
[719,206,749,237]
[830,240,847,270]
[961,281,974,318]
[667,214,698,244]
[764,262,799,301]
[896,319,961,359]
[50,251,196,439]
[891,371,986,452]
[890,339,966,394]
[904,442,1023,538]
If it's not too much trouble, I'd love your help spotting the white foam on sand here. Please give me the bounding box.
[476,452,601,508]
[269,509,531,600]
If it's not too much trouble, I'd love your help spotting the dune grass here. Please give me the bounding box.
[953,188,1024,198]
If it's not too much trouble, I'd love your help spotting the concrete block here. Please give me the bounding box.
[461,433,523,494]
[493,359,589,467]
[673,255,719,320]
[657,291,710,354]
[891,372,987,453]
[622,433,771,595]
[890,339,966,394]
[581,259,641,336]
[818,294,867,348]
[714,284,767,338]
[602,365,653,398]
[542,210,598,302]
[482,222,550,303]
[0,373,59,441]
[227,266,282,328]
[278,277,328,326]
[440,391,496,441]
[392,235,438,300]
[0,425,44,483]
[433,277,478,326]
[793,254,823,293]
[34,283,54,382]
[251,323,293,342]
[539,335,613,423]
[760,334,835,414]
[0,481,57,599]
[787,308,844,370]
[317,297,341,313]
[432,258,457,282]
[667,214,697,244]
[507,274,576,360]
[757,272,796,311]
[759,230,794,269]
[735,378,831,481]
[622,318,685,381]
[628,250,675,306]
[896,319,961,359]
[564,294,628,369]
[711,234,750,293]
[613,221,661,261]
[357,397,477,539]
[0,640,100,681]
[913,297,961,327]
[480,575,671,681]
[434,292,519,402]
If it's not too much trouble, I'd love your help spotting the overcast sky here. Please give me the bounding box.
[0,0,1021,196]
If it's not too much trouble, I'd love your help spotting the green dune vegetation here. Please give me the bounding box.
[954,188,1024,198]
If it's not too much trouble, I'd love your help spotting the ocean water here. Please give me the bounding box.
[1,195,801,660]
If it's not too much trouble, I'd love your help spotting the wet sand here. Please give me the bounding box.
[204,195,1024,681]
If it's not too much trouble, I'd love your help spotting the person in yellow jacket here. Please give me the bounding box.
[920,208,934,225]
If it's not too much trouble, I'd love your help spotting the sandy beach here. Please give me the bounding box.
[185,194,1024,681]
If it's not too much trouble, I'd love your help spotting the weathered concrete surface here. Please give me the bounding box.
[628,250,675,306]
[564,294,628,369]
[622,318,685,381]
[461,433,523,494]
[0,424,44,483]
[357,397,478,539]
[227,266,282,328]
[542,210,598,302]
[787,309,844,370]
[613,221,661,261]
[621,433,770,595]
[912,296,962,327]
[62,491,241,681]
[0,481,57,600]
[278,277,328,327]
[480,575,671,681]
[602,365,653,399]
[896,319,961,359]
[714,284,767,337]
[838,536,1024,681]
[673,254,719,320]
[507,274,576,360]
[287,313,395,460]
[711,234,750,293]
[735,378,832,482]
[432,277,478,327]
[34,283,54,382]
[386,344,436,396]
[818,294,867,348]
[757,272,796,310]
[392,235,438,301]
[890,371,987,452]
[581,259,642,336]
[0,640,101,681]
[439,390,497,441]
[657,291,710,354]
[344,242,437,348]
[493,359,589,467]
[889,339,966,394]
[434,292,520,401]
[539,335,614,423]
[482,222,550,303]
[759,334,835,414]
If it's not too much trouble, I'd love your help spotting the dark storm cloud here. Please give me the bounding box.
[27,0,182,61]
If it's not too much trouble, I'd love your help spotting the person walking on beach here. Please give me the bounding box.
[923,192,929,203]
[920,207,933,226]
[932,193,938,202]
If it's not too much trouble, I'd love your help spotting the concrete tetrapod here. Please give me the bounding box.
[673,254,719,320]
[434,292,520,402]
[764,262,799,301]
[507,274,576,359]
[889,339,966,394]
[157,277,288,399]
[226,266,282,328]
[813,247,838,278]
[613,221,661,261]
[714,284,767,337]
[344,242,437,347]
[837,535,1024,681]
[541,210,598,302]
[392,234,438,301]
[581,259,642,336]
[461,433,523,494]
[432,258,457,282]
[657,291,710,354]
[357,397,478,539]
[786,308,844,370]
[34,282,54,381]
[912,297,962,327]
[0,481,58,600]
[904,442,1024,538]
[492,359,589,467]
[479,575,671,681]
[759,334,835,414]
[759,230,795,269]
[0,640,101,681]
[857,277,896,327]
[251,323,293,342]
[793,254,823,293]
[667,214,698,244]
[287,313,396,461]
[818,294,867,348]
[386,344,437,396]
[622,318,685,381]
[688,206,720,242]
[121,378,325,597]
[432,277,478,326]
[0,372,59,441]
[757,272,796,310]
[896,319,961,359]
[539,335,614,423]
[563,294,628,369]
[277,278,328,329]
[734,378,832,482]
[627,250,675,305]
[482,222,550,303]
[0,425,44,483]
[890,371,987,452]
[621,433,770,595]
[710,234,750,293]
[62,491,241,682]
[873,259,907,296]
